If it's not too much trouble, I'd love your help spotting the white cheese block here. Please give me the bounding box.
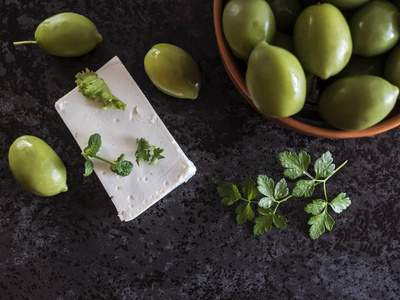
[55,56,196,221]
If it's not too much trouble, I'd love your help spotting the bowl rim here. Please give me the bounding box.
[213,0,400,138]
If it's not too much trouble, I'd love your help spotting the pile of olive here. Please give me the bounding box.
[222,0,400,131]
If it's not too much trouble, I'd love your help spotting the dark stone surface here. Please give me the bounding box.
[1,1,399,299]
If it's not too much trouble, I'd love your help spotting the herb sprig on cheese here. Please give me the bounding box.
[135,138,165,166]
[82,133,133,177]
[75,68,127,110]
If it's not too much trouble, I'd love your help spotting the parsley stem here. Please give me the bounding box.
[304,171,314,180]
[323,181,328,202]
[325,160,348,181]
[273,195,293,214]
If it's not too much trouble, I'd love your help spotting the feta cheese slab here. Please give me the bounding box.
[55,56,196,221]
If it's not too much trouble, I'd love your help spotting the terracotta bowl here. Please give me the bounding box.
[213,0,400,138]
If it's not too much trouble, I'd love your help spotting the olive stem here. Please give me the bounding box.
[13,41,38,46]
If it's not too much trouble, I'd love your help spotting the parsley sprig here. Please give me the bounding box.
[135,138,165,166]
[82,133,133,177]
[217,150,351,239]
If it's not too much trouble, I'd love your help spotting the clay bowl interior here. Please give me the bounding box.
[213,0,400,138]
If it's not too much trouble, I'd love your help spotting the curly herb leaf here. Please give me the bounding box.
[81,133,133,177]
[135,138,165,166]
[75,68,127,110]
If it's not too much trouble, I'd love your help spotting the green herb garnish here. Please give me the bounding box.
[135,138,165,166]
[82,133,133,177]
[217,150,351,239]
[75,68,127,110]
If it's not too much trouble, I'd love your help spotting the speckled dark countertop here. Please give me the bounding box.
[0,1,399,299]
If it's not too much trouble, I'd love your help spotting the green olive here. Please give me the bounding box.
[293,3,352,79]
[8,135,68,197]
[322,0,370,10]
[319,75,399,130]
[14,12,102,57]
[222,0,276,60]
[300,0,320,7]
[272,31,294,54]
[246,41,306,118]
[384,44,400,91]
[266,0,302,33]
[144,43,201,99]
[350,1,400,57]
[331,54,386,81]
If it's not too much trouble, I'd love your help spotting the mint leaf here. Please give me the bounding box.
[329,193,351,213]
[280,150,310,179]
[293,179,315,197]
[84,133,101,157]
[308,213,326,239]
[110,154,133,177]
[236,203,255,224]
[82,133,133,177]
[314,151,335,179]
[272,214,287,229]
[242,178,258,201]
[274,178,289,200]
[83,159,94,177]
[304,199,326,215]
[217,183,241,206]
[253,214,273,235]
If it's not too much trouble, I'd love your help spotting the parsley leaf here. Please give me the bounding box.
[236,204,255,224]
[217,183,241,206]
[135,138,165,166]
[274,178,289,199]
[75,69,127,110]
[329,193,351,213]
[253,208,274,235]
[217,180,258,225]
[314,151,335,179]
[304,199,327,215]
[308,213,326,240]
[257,175,275,207]
[292,179,315,197]
[272,214,287,230]
[279,150,310,179]
[242,178,258,201]
[149,147,165,166]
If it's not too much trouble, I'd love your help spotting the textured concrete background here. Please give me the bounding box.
[1,1,399,299]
